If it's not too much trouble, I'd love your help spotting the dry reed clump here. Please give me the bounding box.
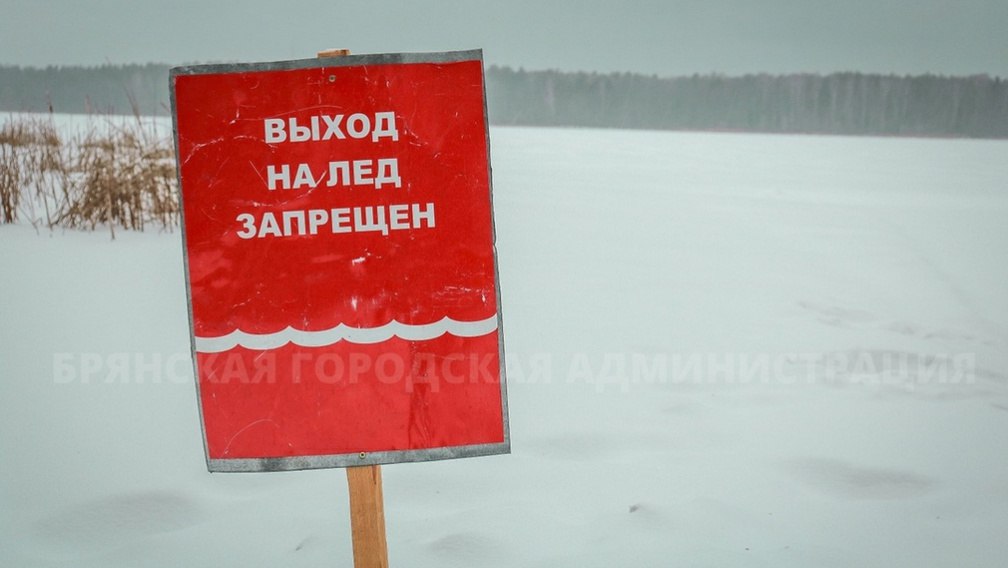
[0,128,22,223]
[0,116,65,226]
[0,113,179,236]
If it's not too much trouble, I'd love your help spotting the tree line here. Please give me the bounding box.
[0,64,170,116]
[1,63,1006,138]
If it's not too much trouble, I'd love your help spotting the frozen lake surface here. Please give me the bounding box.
[2,124,1007,566]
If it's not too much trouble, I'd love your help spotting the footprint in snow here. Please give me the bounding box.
[33,490,203,554]
[788,458,936,500]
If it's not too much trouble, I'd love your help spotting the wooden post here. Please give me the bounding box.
[314,47,389,568]
[346,465,389,568]
[317,47,351,58]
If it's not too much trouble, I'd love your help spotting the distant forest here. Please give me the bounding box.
[1,63,1006,138]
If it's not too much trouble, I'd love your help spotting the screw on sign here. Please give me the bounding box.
[170,49,509,567]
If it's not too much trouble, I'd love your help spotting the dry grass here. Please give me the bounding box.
[0,113,179,236]
[1,116,67,228]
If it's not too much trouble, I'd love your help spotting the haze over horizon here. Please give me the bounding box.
[2,0,1007,78]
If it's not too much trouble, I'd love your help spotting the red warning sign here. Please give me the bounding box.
[171,50,508,472]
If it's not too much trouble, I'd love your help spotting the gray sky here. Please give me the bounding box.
[3,0,1007,76]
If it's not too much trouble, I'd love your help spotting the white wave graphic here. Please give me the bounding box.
[194,314,498,353]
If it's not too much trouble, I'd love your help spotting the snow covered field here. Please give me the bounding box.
[2,123,1007,566]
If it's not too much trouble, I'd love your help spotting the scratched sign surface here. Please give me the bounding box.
[171,51,508,472]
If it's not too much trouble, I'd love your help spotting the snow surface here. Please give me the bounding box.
[2,123,1008,566]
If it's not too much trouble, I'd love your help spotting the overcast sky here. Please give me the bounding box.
[3,0,1006,77]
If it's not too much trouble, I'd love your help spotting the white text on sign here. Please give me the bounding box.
[264,112,399,143]
[238,111,428,240]
[236,203,436,239]
[266,159,402,190]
